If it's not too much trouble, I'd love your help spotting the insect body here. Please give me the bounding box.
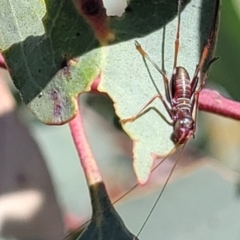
[123,0,219,146]
[168,66,195,143]
[120,0,220,236]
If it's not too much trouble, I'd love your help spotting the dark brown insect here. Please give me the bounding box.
[122,2,219,146]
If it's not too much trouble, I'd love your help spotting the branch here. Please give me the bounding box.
[199,89,240,120]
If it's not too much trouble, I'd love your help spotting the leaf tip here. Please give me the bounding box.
[133,154,154,185]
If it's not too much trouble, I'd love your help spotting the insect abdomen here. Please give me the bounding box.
[170,66,192,112]
[174,78,191,99]
[173,67,191,99]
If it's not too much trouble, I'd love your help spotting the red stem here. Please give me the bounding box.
[199,89,240,120]
[68,100,103,185]
[0,53,6,69]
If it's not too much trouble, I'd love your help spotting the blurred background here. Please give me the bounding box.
[1,0,240,240]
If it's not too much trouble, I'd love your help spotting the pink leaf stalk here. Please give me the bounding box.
[199,89,240,120]
[0,53,6,69]
[68,99,103,185]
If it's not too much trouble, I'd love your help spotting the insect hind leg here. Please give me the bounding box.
[120,94,173,126]
[173,0,182,69]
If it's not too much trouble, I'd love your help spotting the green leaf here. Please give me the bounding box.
[99,0,219,183]
[28,50,101,124]
[1,0,99,107]
[0,0,45,50]
[1,0,188,114]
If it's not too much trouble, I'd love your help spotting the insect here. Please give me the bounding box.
[64,0,220,239]
[120,0,220,237]
[121,3,219,146]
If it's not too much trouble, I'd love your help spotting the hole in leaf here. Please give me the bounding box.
[103,0,127,17]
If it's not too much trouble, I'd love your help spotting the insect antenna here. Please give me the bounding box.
[161,26,166,74]
[64,0,220,237]
[173,0,182,69]
[135,142,186,238]
[63,143,179,240]
[114,143,180,204]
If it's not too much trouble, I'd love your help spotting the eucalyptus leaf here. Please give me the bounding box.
[1,0,186,107]
[0,0,45,49]
[28,49,101,124]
